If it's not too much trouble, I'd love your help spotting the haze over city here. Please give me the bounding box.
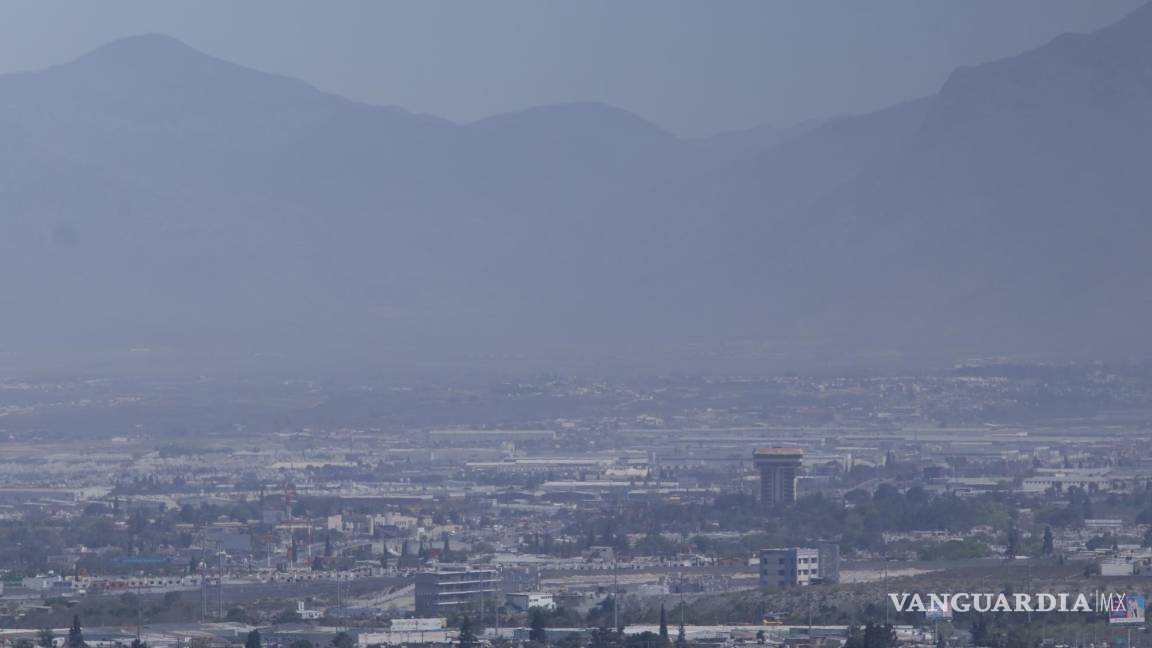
[3,4,1152,648]
[3,1,1152,373]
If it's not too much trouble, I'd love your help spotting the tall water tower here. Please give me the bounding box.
[753,447,803,507]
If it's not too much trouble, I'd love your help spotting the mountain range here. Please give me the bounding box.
[4,4,1152,372]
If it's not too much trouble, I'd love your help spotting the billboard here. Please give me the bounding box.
[1108,593,1145,625]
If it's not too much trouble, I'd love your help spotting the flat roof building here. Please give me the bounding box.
[415,567,501,617]
[506,592,556,611]
[758,545,839,590]
[754,448,803,507]
[759,548,820,589]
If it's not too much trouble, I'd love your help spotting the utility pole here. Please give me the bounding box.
[200,560,207,622]
[136,577,143,642]
[336,573,344,633]
[613,559,620,632]
[1026,560,1032,624]
[807,593,813,638]
[337,574,342,610]
[883,565,889,626]
[218,551,225,620]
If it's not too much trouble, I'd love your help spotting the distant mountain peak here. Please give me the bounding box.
[473,101,678,144]
[72,33,216,69]
[63,32,310,89]
[41,32,333,113]
[85,33,198,54]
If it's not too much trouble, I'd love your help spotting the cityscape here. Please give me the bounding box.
[1,364,1152,646]
[4,1,1152,647]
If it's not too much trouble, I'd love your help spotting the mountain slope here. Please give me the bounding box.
[5,5,1152,371]
[762,1,1152,358]
[0,36,713,365]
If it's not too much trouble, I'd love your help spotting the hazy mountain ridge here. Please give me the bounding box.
[776,3,1152,358]
[3,6,1152,369]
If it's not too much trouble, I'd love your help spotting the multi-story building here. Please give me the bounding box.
[754,448,803,507]
[758,548,821,589]
[414,567,501,616]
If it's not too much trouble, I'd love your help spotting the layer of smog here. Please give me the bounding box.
[2,3,1151,648]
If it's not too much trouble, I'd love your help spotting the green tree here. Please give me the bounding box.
[529,609,548,643]
[1042,525,1054,556]
[844,623,896,648]
[331,633,355,648]
[37,628,55,648]
[589,627,621,648]
[274,605,304,624]
[226,607,251,624]
[970,615,991,647]
[1004,527,1020,558]
[624,632,661,648]
[1086,534,1115,551]
[67,615,86,648]
[658,604,670,647]
[458,619,479,648]
[556,634,584,648]
[245,630,261,648]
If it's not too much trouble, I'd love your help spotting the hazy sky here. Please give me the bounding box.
[0,0,1145,137]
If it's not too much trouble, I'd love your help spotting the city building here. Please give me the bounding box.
[391,619,448,632]
[754,448,803,507]
[414,567,501,616]
[506,592,556,611]
[296,601,323,620]
[758,548,820,589]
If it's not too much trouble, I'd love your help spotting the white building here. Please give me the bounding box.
[296,601,323,620]
[391,618,447,632]
[358,630,455,647]
[758,548,820,589]
[1100,560,1136,577]
[506,592,556,611]
[22,574,66,590]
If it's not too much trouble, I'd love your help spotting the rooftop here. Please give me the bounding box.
[753,447,804,457]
